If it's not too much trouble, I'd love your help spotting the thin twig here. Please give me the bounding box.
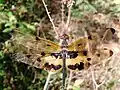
[61,0,65,24]
[43,72,53,90]
[66,1,74,28]
[41,0,58,36]
[91,66,107,90]
[91,68,98,90]
[84,29,92,56]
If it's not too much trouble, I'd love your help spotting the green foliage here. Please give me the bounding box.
[72,86,81,90]
[72,0,96,18]
[72,0,120,18]
[1,54,47,90]
[0,0,4,4]
[0,1,46,89]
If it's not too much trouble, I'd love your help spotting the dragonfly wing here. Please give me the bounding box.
[66,55,90,71]
[42,56,62,72]
[66,47,113,71]
[5,34,61,72]
[91,47,113,64]
[68,37,88,51]
[7,34,60,55]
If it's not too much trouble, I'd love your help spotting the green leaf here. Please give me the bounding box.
[22,22,35,31]
[73,86,80,90]
[0,70,5,76]
[7,12,14,17]
[3,28,13,33]
[76,0,83,5]
[3,86,12,90]
[4,23,11,27]
[106,80,115,89]
[0,0,4,4]
[0,51,4,59]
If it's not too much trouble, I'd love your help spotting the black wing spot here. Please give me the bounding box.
[103,48,108,50]
[26,55,31,58]
[88,35,92,40]
[44,63,52,70]
[51,53,61,59]
[110,50,113,56]
[41,52,45,56]
[87,58,91,61]
[68,65,76,70]
[68,51,78,58]
[82,50,88,56]
[101,36,103,38]
[96,53,100,57]
[110,28,115,34]
[53,65,62,70]
[47,44,51,46]
[44,63,49,67]
[78,62,84,70]
[78,43,82,46]
[48,65,52,70]
[36,57,41,62]
[51,64,54,68]
[86,62,91,67]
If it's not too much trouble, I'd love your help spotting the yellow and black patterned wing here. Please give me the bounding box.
[66,36,113,71]
[66,37,90,71]
[68,37,88,51]
[66,47,113,71]
[5,34,62,72]
[90,47,113,64]
[42,56,62,72]
[66,54,90,71]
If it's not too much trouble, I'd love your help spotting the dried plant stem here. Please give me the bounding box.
[91,69,99,90]
[43,72,52,90]
[41,0,58,36]
[91,67,106,90]
[99,29,109,46]
[84,29,92,56]
[61,0,65,24]
[66,1,74,28]
[32,69,36,83]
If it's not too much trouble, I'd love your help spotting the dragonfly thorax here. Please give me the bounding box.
[51,51,78,59]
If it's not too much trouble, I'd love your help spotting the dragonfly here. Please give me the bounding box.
[4,30,114,89]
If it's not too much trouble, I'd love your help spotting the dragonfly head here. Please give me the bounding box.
[60,34,69,40]
[59,34,69,48]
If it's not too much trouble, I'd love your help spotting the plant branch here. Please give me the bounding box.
[42,0,58,36]
[61,0,65,24]
[43,72,53,90]
[66,0,74,28]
